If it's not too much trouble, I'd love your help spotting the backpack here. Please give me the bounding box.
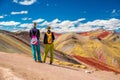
[31,30,38,45]
[46,32,52,44]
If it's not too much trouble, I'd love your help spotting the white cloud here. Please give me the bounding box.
[13,0,18,3]
[40,28,46,32]
[82,18,120,30]
[5,18,119,33]
[13,0,37,6]
[0,21,20,26]
[32,18,44,23]
[0,16,4,18]
[0,14,7,19]
[19,23,32,28]
[22,18,27,21]
[59,20,74,28]
[112,9,116,14]
[39,21,50,26]
[19,23,36,31]
[48,18,61,28]
[111,9,120,17]
[50,18,120,33]
[22,17,32,21]
[57,18,85,29]
[72,18,85,24]
[38,18,85,29]
[35,18,86,32]
[11,11,28,15]
[51,18,61,23]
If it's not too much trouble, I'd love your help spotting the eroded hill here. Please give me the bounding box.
[54,30,120,73]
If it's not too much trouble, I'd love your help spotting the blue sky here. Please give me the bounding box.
[0,0,120,32]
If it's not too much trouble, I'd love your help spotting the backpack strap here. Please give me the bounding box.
[46,32,52,44]
[31,30,33,36]
[35,30,38,36]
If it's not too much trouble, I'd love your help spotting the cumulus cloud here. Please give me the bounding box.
[5,18,120,33]
[39,18,85,28]
[32,18,44,23]
[112,9,116,14]
[39,21,50,26]
[11,11,28,15]
[13,0,18,3]
[48,19,61,28]
[13,0,37,6]
[47,18,120,33]
[72,18,85,24]
[51,18,61,23]
[49,18,86,32]
[19,23,35,31]
[19,23,33,28]
[0,21,20,26]
[21,17,32,21]
[0,16,4,18]
[111,9,120,17]
[82,18,120,30]
[0,14,7,19]
[53,18,85,28]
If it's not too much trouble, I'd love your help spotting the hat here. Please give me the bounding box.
[47,26,51,30]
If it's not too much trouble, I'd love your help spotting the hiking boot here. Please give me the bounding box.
[43,61,45,63]
[50,62,52,65]
[38,60,42,63]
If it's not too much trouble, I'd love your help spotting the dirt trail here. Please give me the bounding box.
[0,67,24,80]
[0,52,120,80]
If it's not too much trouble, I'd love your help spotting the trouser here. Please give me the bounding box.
[43,43,54,63]
[31,43,41,61]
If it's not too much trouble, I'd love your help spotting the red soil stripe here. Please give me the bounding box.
[97,31,110,38]
[73,55,120,73]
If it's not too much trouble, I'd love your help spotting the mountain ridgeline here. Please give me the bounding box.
[0,29,120,73]
[54,29,120,72]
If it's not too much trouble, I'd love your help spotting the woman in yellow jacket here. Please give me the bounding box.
[43,26,55,64]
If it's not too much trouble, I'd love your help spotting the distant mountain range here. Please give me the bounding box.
[54,29,120,73]
[0,29,120,73]
[0,29,79,64]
